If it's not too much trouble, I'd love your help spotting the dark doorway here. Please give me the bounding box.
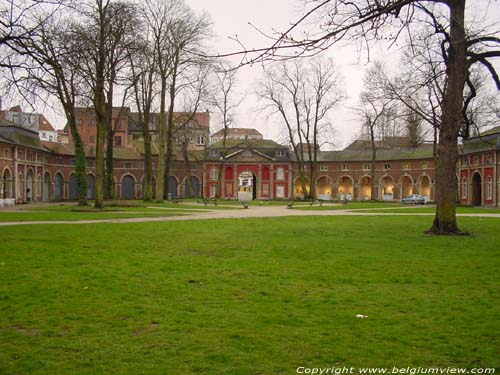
[252,174,257,200]
[3,169,12,198]
[43,172,50,201]
[87,174,95,200]
[472,172,482,206]
[122,175,135,199]
[69,174,78,200]
[168,176,178,198]
[184,176,200,198]
[55,173,63,201]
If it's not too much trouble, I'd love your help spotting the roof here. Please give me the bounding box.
[212,128,262,138]
[210,138,285,149]
[478,126,500,137]
[313,143,435,162]
[41,141,143,159]
[0,119,47,151]
[458,126,500,154]
[39,114,56,132]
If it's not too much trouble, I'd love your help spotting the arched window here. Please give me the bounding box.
[486,176,492,200]
[462,177,468,199]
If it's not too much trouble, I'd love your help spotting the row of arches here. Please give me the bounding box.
[296,174,432,201]
[2,167,202,201]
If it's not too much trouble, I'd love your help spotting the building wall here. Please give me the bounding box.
[1,139,499,207]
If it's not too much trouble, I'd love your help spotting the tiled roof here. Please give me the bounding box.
[210,139,285,149]
[41,141,143,160]
[39,114,56,131]
[0,120,47,151]
[212,128,262,137]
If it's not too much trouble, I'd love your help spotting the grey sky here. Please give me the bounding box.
[187,0,500,148]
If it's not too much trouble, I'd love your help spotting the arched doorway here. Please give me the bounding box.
[122,175,135,199]
[43,172,50,201]
[54,173,63,201]
[190,176,200,198]
[294,176,310,198]
[316,176,331,200]
[168,176,178,199]
[359,176,371,201]
[401,175,413,199]
[238,170,256,200]
[419,175,431,201]
[87,174,95,200]
[380,176,394,201]
[68,174,78,200]
[26,169,34,201]
[3,169,12,198]
[471,172,481,206]
[338,176,353,201]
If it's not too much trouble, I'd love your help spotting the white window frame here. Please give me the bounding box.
[462,177,468,199]
[342,164,349,171]
[210,167,218,181]
[320,165,328,172]
[384,163,391,170]
[209,184,217,198]
[486,176,492,200]
[196,135,205,145]
[276,167,285,181]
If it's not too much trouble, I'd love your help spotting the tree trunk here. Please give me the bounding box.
[370,123,377,201]
[156,77,167,202]
[428,0,467,234]
[143,130,153,202]
[66,115,87,206]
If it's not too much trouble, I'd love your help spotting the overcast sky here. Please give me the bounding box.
[186,0,500,149]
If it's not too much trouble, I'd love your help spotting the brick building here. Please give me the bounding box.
[1,105,499,207]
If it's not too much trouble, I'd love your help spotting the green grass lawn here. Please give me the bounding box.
[0,200,243,222]
[1,216,499,374]
[353,206,500,214]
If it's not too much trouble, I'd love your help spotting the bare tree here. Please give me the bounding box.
[174,62,211,198]
[239,0,499,234]
[209,62,245,198]
[358,62,395,201]
[65,0,138,207]
[1,6,89,205]
[128,30,158,202]
[146,0,211,202]
[258,57,344,199]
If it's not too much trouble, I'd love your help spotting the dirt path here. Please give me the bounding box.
[1,205,499,226]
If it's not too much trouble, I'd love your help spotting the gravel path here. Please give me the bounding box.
[0,205,499,226]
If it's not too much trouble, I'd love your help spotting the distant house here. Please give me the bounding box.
[38,114,59,142]
[210,128,263,144]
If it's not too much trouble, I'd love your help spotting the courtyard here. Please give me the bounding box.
[0,205,499,374]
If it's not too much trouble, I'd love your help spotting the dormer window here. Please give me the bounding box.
[276,151,284,157]
[196,135,206,145]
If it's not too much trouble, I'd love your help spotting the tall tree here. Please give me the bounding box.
[128,30,158,202]
[258,57,344,199]
[145,0,211,202]
[358,61,396,200]
[209,62,245,198]
[1,5,89,206]
[232,0,500,234]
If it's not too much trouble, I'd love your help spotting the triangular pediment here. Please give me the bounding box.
[225,149,275,162]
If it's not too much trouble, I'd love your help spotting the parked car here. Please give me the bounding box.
[402,194,426,204]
